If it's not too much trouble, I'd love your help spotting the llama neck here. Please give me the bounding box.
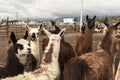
[101,26,114,53]
[41,41,60,66]
[33,41,60,79]
[85,26,93,42]
[84,26,93,51]
[30,38,40,64]
[31,40,40,55]
[52,42,60,62]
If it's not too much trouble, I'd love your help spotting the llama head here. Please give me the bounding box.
[25,24,42,41]
[110,22,120,53]
[86,15,96,29]
[43,28,66,53]
[10,31,31,65]
[109,22,120,41]
[114,24,120,40]
[42,28,66,63]
[113,22,120,41]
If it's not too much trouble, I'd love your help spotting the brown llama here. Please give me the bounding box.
[104,22,120,76]
[42,21,75,80]
[76,15,96,56]
[64,22,120,80]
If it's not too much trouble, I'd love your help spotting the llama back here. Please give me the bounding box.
[64,57,89,80]
[64,50,113,80]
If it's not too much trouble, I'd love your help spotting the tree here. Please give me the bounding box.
[104,16,109,22]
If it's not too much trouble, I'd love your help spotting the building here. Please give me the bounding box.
[63,18,75,25]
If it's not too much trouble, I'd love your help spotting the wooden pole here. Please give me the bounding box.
[6,17,9,37]
[27,18,29,25]
[16,12,18,27]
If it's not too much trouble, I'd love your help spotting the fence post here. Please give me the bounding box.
[6,17,9,37]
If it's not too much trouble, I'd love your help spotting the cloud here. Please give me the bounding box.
[0,0,120,19]
[83,0,120,15]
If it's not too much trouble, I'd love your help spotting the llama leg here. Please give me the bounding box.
[115,61,120,80]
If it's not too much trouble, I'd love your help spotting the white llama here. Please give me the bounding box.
[25,25,42,66]
[2,28,66,80]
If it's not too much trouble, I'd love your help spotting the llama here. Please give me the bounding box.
[42,21,75,80]
[2,28,66,80]
[76,15,96,56]
[104,22,120,76]
[49,20,61,34]
[64,22,120,80]
[25,24,42,66]
[0,31,37,79]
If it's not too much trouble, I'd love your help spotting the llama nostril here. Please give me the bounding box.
[28,48,31,50]
[27,48,31,53]
[115,35,120,39]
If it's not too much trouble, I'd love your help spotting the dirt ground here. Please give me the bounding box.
[0,36,10,66]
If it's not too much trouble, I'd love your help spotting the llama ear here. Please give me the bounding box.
[51,20,56,26]
[25,24,31,31]
[10,32,17,45]
[93,15,96,20]
[113,22,120,29]
[86,15,89,20]
[58,28,66,37]
[114,22,120,27]
[23,30,28,39]
[103,22,109,27]
[38,24,42,31]
[42,28,52,37]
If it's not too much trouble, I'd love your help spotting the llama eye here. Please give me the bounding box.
[28,44,30,46]
[37,33,39,35]
[52,39,54,41]
[17,44,23,50]
[29,62,32,66]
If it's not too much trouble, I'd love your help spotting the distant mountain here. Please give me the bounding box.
[10,15,120,22]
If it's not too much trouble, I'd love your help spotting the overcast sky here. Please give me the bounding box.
[0,0,120,19]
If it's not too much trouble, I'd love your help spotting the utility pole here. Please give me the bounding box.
[16,12,18,21]
[80,0,83,32]
[16,12,18,27]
